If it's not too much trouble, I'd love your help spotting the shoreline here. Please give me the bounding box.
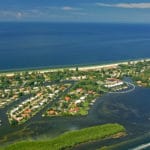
[0,58,150,76]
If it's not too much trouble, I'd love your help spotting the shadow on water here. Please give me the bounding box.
[1,86,150,149]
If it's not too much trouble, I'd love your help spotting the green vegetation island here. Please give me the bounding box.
[0,58,150,149]
[0,123,126,150]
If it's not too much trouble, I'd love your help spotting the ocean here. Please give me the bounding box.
[0,22,150,70]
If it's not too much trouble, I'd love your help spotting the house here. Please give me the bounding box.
[75,100,82,104]
[12,95,19,99]
[15,117,23,122]
[49,93,55,98]
[69,107,79,113]
[65,96,71,102]
[80,96,86,100]
[88,90,93,94]
[104,78,124,88]
[47,110,57,115]
[68,76,87,80]
[23,109,31,114]
[76,88,83,93]
[36,93,42,97]
[22,113,30,118]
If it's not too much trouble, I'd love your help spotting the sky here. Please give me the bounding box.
[1,0,150,23]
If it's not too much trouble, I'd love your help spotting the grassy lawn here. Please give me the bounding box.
[2,123,125,150]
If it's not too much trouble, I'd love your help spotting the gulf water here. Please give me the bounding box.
[0,22,150,70]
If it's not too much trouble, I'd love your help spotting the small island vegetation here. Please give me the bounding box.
[2,123,125,150]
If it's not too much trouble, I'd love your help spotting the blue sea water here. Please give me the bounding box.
[0,22,150,70]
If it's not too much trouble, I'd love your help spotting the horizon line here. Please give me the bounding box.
[0,21,150,24]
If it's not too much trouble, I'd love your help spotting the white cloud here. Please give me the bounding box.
[61,6,82,11]
[0,10,24,18]
[61,6,74,11]
[96,3,150,9]
[16,12,23,18]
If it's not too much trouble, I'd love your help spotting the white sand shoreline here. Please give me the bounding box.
[1,58,150,77]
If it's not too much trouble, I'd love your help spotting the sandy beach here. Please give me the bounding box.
[1,58,150,77]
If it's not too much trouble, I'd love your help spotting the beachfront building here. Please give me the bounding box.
[104,78,124,88]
